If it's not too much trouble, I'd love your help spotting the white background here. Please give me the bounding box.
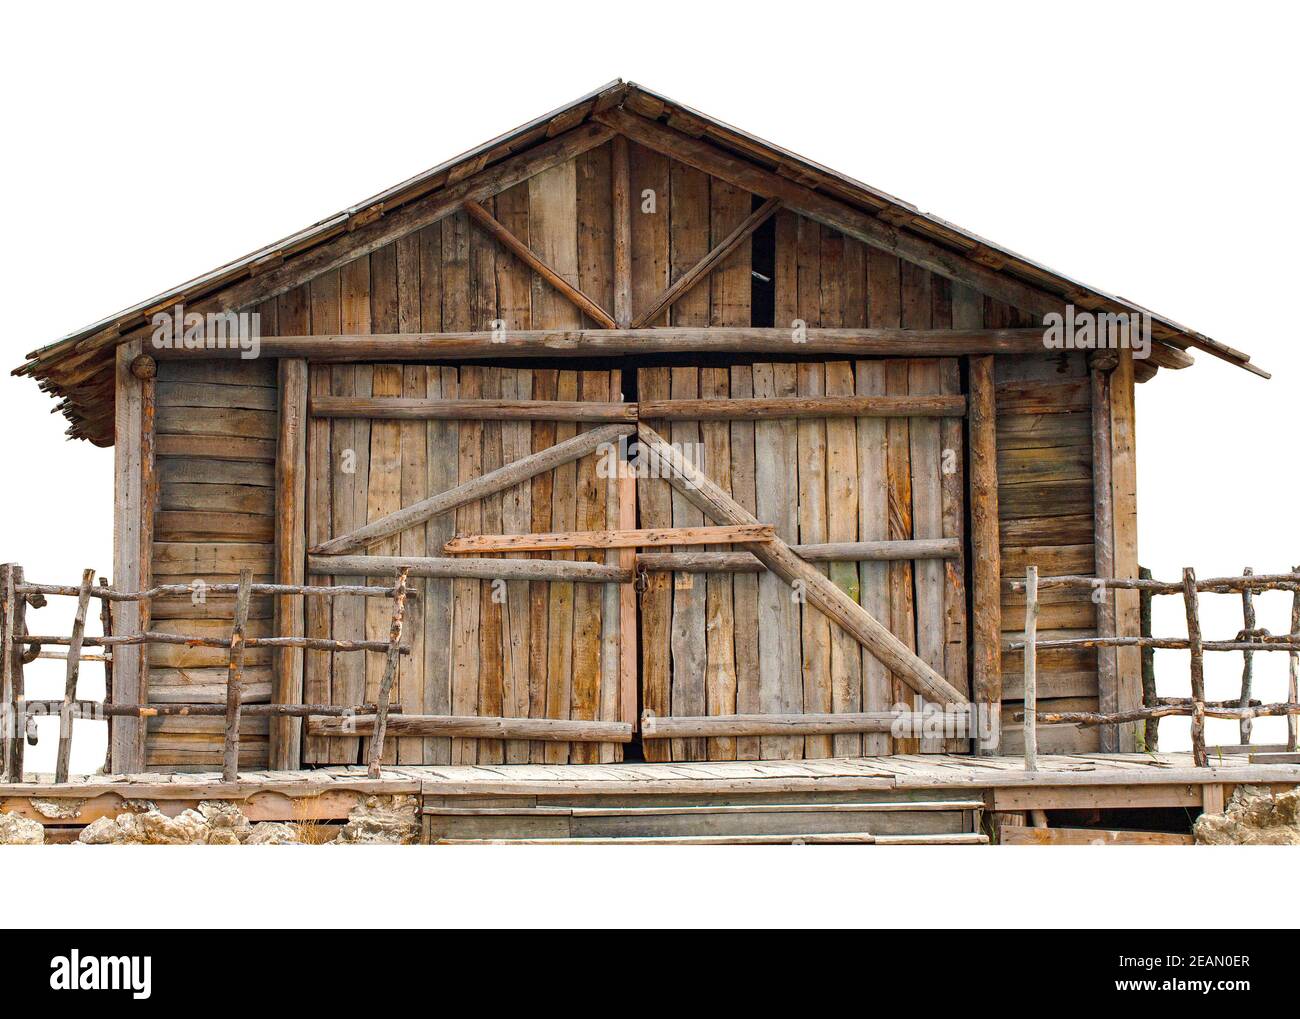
[2,1,1297,928]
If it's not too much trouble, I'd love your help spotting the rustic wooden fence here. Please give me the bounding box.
[0,563,412,784]
[1011,565,1300,770]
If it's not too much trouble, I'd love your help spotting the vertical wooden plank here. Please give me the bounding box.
[825,361,862,756]
[855,356,892,756]
[754,363,803,760]
[500,368,533,765]
[668,368,706,762]
[729,365,761,760]
[303,271,339,764]
[271,356,308,769]
[616,446,637,734]
[544,371,579,764]
[527,368,556,763]
[611,135,633,328]
[111,337,147,774]
[700,367,737,761]
[909,358,947,753]
[885,356,918,754]
[638,367,673,762]
[476,365,505,765]
[967,341,1001,750]
[938,355,970,753]
[450,365,482,766]
[1,564,16,782]
[1023,566,1039,771]
[570,371,609,764]
[424,366,457,765]
[601,372,625,764]
[796,362,833,759]
[1110,348,1141,751]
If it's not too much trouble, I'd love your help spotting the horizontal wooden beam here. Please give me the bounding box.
[310,422,633,555]
[151,327,1050,361]
[636,538,961,573]
[444,524,773,555]
[307,714,633,743]
[632,196,782,328]
[641,711,969,738]
[309,555,631,584]
[310,396,635,422]
[464,198,617,329]
[638,394,965,420]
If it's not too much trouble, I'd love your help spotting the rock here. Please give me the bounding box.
[0,811,44,845]
[111,808,210,845]
[78,816,125,845]
[1194,784,1300,845]
[30,797,87,820]
[333,794,420,845]
[245,822,300,845]
[198,800,252,835]
[206,828,243,846]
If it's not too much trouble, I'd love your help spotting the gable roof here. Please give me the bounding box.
[15,79,1266,445]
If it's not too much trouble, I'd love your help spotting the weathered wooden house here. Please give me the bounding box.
[11,81,1293,844]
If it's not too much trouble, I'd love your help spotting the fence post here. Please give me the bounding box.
[98,576,113,776]
[1,564,15,783]
[1238,566,1255,745]
[55,569,95,784]
[222,569,254,783]
[1182,567,1207,767]
[1290,565,1299,754]
[367,568,410,779]
[1138,565,1158,751]
[1023,565,1038,772]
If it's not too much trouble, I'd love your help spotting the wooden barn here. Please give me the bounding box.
[9,81,1297,845]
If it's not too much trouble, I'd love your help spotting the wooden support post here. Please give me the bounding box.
[617,462,637,728]
[1023,565,1039,772]
[55,569,95,784]
[98,576,113,776]
[1,564,17,783]
[1239,566,1255,745]
[1290,564,1299,753]
[1138,565,1158,752]
[367,568,410,778]
[1183,566,1208,767]
[222,569,253,783]
[272,357,308,769]
[611,134,632,329]
[1091,363,1118,751]
[112,338,151,774]
[1202,782,1225,816]
[968,354,1001,751]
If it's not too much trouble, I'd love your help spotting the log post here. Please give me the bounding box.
[1239,566,1255,745]
[366,567,410,778]
[98,576,113,775]
[55,569,95,783]
[1091,362,1118,751]
[272,357,308,769]
[1023,565,1038,772]
[222,569,254,783]
[1290,564,1299,753]
[1138,565,1158,752]
[1182,566,1207,767]
[1,564,16,783]
[967,354,1001,752]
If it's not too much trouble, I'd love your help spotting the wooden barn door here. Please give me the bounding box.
[637,359,969,762]
[302,362,633,767]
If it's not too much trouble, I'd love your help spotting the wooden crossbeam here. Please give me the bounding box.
[464,198,617,328]
[443,524,774,555]
[311,713,633,743]
[637,394,965,420]
[310,422,634,555]
[155,327,1050,362]
[635,538,961,573]
[632,196,781,328]
[637,422,966,706]
[309,555,631,584]
[309,396,636,422]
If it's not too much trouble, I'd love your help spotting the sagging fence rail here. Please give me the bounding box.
[0,562,414,783]
[1010,565,1300,770]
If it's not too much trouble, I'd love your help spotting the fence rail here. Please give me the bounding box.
[1009,565,1300,769]
[0,562,413,784]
